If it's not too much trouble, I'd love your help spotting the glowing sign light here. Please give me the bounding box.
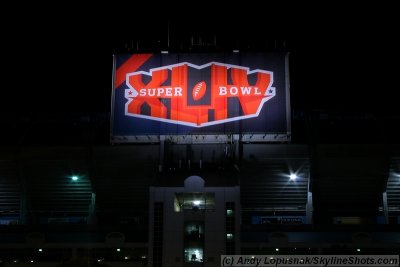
[124,62,275,127]
[111,53,290,142]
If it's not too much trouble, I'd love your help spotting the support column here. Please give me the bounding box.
[88,192,96,224]
[306,166,313,224]
[382,191,389,224]
[159,135,165,172]
[306,192,313,224]
[18,157,27,224]
[233,134,241,165]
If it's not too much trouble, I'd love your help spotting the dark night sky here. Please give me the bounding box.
[1,4,398,117]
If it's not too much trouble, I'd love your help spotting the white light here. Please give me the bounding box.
[38,248,42,252]
[289,174,297,180]
[30,260,34,263]
[116,248,121,252]
[161,51,169,54]
[193,200,200,206]
[233,49,240,53]
[275,248,279,251]
[191,249,201,261]
[71,175,78,181]
[124,256,129,260]
[357,248,361,252]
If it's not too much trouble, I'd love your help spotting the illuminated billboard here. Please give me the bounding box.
[111,53,290,143]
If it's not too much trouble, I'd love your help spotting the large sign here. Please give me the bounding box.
[111,53,290,143]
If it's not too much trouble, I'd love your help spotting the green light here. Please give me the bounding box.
[226,233,234,240]
[226,209,234,216]
[71,175,79,181]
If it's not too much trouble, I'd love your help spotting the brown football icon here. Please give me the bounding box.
[192,81,206,101]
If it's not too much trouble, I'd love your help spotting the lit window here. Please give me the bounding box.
[192,200,201,206]
[184,248,203,262]
[226,209,234,216]
[174,193,215,212]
